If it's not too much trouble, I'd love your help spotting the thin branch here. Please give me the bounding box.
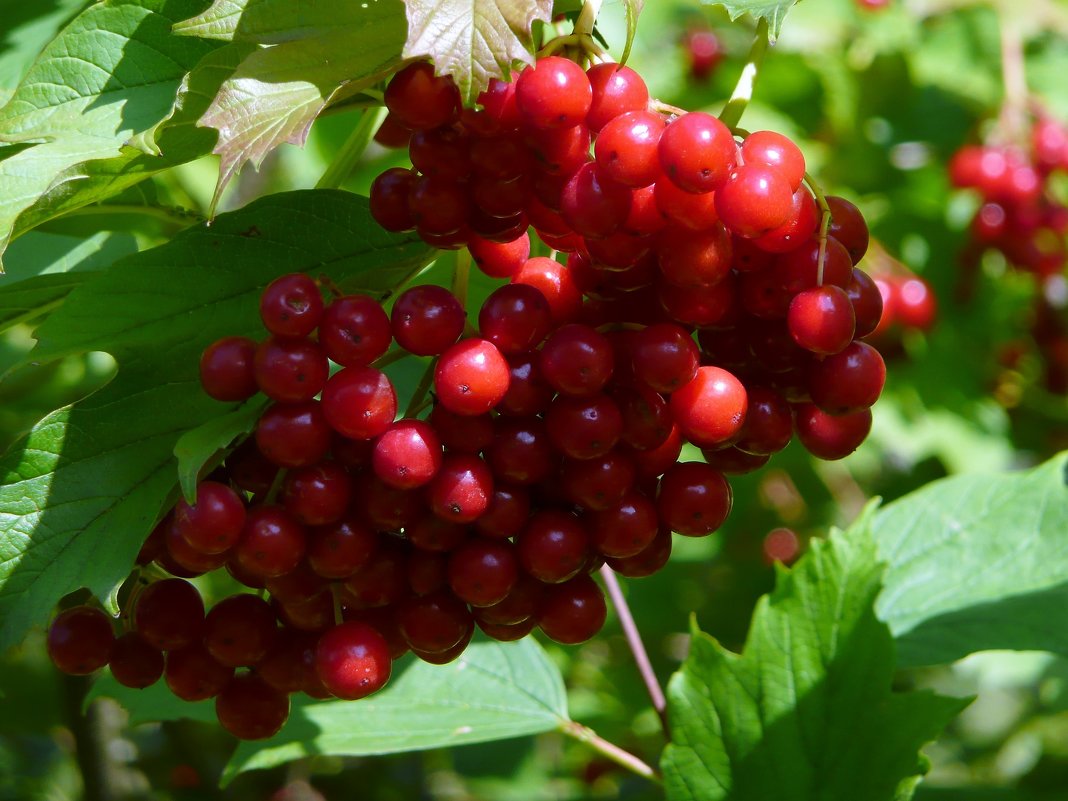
[804,172,833,287]
[561,720,661,783]
[403,359,437,418]
[718,18,770,131]
[599,564,670,734]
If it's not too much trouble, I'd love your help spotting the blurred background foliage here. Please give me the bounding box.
[3,0,1068,798]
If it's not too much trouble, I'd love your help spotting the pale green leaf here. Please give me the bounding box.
[402,0,554,104]
[0,191,432,652]
[661,520,967,801]
[620,0,645,66]
[174,398,269,503]
[0,0,86,107]
[706,0,799,42]
[0,0,219,261]
[172,0,249,40]
[875,453,1068,667]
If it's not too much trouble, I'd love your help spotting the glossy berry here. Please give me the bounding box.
[560,163,633,239]
[47,606,114,675]
[255,401,332,468]
[545,393,623,460]
[434,339,511,416]
[321,367,398,440]
[200,337,258,402]
[515,56,592,130]
[253,337,328,403]
[595,111,667,188]
[174,481,246,555]
[397,591,472,653]
[586,62,649,132]
[670,366,748,447]
[656,462,733,537]
[807,341,886,414]
[657,224,733,288]
[787,285,856,355]
[391,285,466,357]
[478,284,552,355]
[369,167,417,232]
[539,324,614,396]
[826,196,869,264]
[319,295,392,367]
[282,461,353,525]
[741,131,806,191]
[469,233,531,278]
[234,506,307,579]
[631,323,699,393]
[428,453,494,523]
[372,419,443,489]
[307,516,378,579]
[715,164,794,238]
[215,673,291,740]
[512,256,584,324]
[384,62,459,131]
[315,621,393,700]
[589,491,659,558]
[165,642,233,701]
[517,510,590,584]
[448,537,519,607]
[658,112,737,193]
[794,404,872,460]
[259,274,323,339]
[203,593,277,668]
[538,575,607,644]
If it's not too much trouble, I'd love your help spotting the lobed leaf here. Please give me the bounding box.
[402,0,554,104]
[705,0,799,42]
[874,453,1068,667]
[661,518,967,801]
[0,0,220,263]
[0,190,432,653]
[173,397,269,503]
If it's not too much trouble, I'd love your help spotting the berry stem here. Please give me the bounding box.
[316,106,388,190]
[403,358,437,418]
[574,0,602,38]
[452,248,472,309]
[258,467,288,506]
[599,564,670,735]
[718,17,769,131]
[561,720,661,783]
[803,172,833,286]
[372,348,411,370]
[330,583,344,626]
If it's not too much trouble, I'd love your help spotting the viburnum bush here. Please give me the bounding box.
[4,0,1068,799]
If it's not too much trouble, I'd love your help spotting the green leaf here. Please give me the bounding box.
[0,190,432,653]
[0,0,220,262]
[7,42,254,250]
[89,638,569,782]
[224,638,568,783]
[620,0,645,66]
[661,520,968,801]
[192,0,408,210]
[402,0,554,104]
[874,453,1068,668]
[705,0,799,42]
[173,398,269,503]
[172,0,249,40]
[0,0,85,107]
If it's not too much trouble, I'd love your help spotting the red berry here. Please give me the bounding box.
[586,63,649,132]
[539,324,614,396]
[315,621,392,699]
[255,401,332,468]
[595,110,666,188]
[517,510,590,584]
[631,323,700,393]
[200,336,258,402]
[108,632,164,688]
[391,285,466,356]
[134,579,204,652]
[47,606,114,675]
[321,367,397,440]
[384,62,459,131]
[372,419,443,489]
[448,537,519,607]
[203,594,278,668]
[715,164,794,238]
[319,295,392,367]
[787,285,856,355]
[253,337,328,402]
[807,341,885,414]
[479,284,552,354]
[234,506,307,579]
[560,162,633,239]
[515,56,592,130]
[794,404,872,460]
[657,224,733,288]
[307,516,378,579]
[165,642,233,701]
[656,462,732,537]
[434,339,511,416]
[282,461,353,526]
[427,453,494,523]
[741,131,806,191]
[658,112,737,193]
[174,481,246,555]
[397,591,472,653]
[215,673,290,740]
[260,274,323,339]
[369,168,417,232]
[538,575,607,644]
[670,366,748,447]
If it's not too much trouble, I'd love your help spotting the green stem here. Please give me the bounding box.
[452,248,472,307]
[560,721,661,783]
[575,0,602,37]
[317,106,388,190]
[377,258,433,303]
[718,17,770,131]
[803,172,833,286]
[403,359,437,418]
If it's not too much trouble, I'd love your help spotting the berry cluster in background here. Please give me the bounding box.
[45,53,889,742]
[951,111,1068,393]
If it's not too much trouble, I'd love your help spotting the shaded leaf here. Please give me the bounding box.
[194,0,407,210]
[402,0,554,104]
[174,398,269,503]
[0,0,219,262]
[0,190,432,652]
[874,453,1068,667]
[661,518,967,801]
[172,0,249,40]
[0,0,85,107]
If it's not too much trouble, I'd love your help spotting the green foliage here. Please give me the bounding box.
[874,454,1068,667]
[661,515,968,801]
[0,191,432,652]
[173,397,269,502]
[706,0,800,41]
[402,0,554,103]
[0,0,220,263]
[620,0,645,66]
[179,0,409,209]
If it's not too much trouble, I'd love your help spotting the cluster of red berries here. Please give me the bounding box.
[866,260,937,347]
[951,114,1068,393]
[46,54,888,741]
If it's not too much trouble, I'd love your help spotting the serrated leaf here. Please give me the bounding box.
[402,0,554,104]
[8,43,254,248]
[661,522,968,801]
[0,190,433,653]
[874,453,1068,667]
[706,0,798,42]
[193,0,407,211]
[174,398,269,503]
[178,0,383,45]
[0,0,86,107]
[88,638,569,781]
[224,638,567,783]
[620,0,645,66]
[0,0,219,262]
[172,0,249,40]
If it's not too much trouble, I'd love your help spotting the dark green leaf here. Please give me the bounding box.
[0,0,86,106]
[174,398,268,503]
[402,0,554,104]
[192,0,408,209]
[874,453,1068,667]
[224,638,568,783]
[0,0,220,262]
[0,190,432,652]
[661,518,967,801]
[705,0,798,42]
